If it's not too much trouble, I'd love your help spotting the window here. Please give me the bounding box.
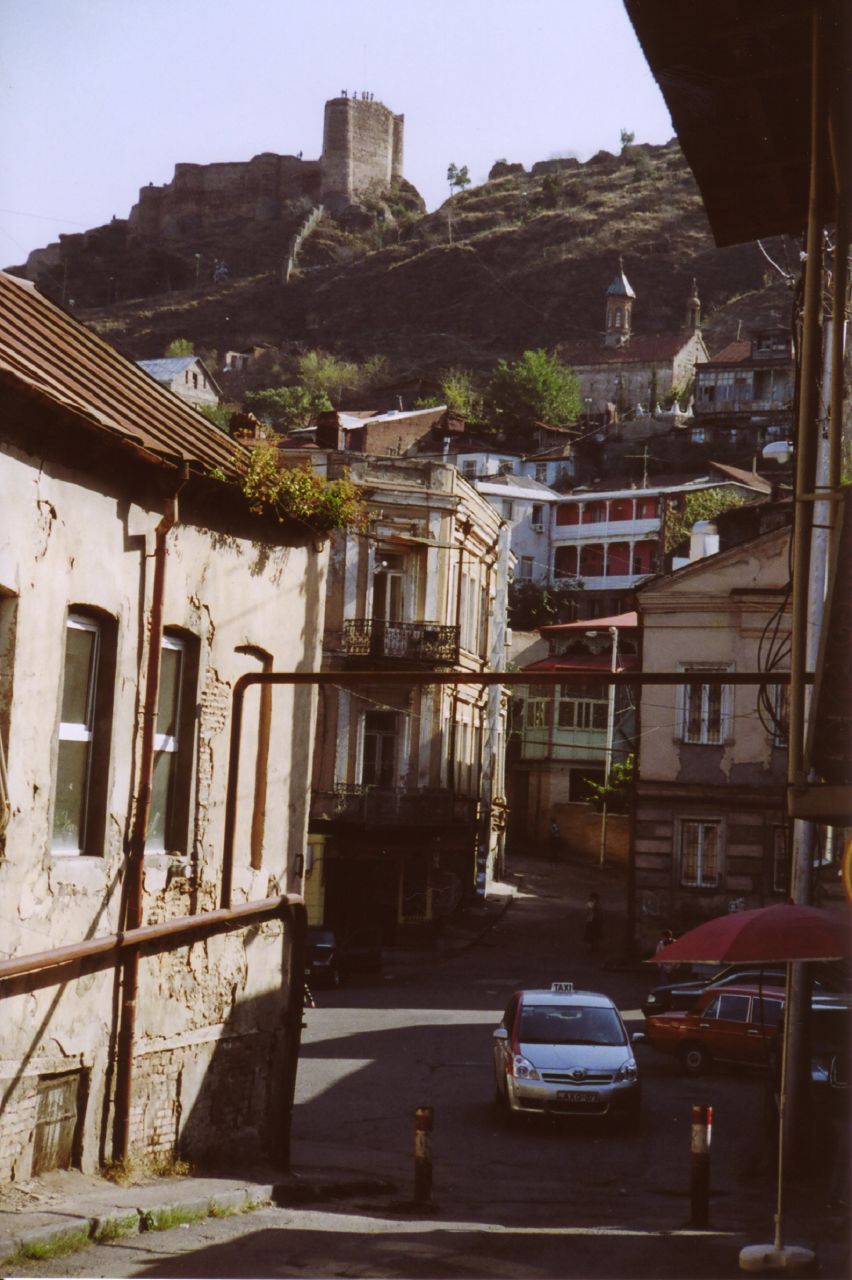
[372,554,405,622]
[519,556,534,581]
[502,500,514,520]
[361,712,397,787]
[583,502,607,524]
[615,307,623,329]
[554,545,578,578]
[632,540,656,574]
[147,634,198,854]
[525,686,551,730]
[579,543,605,577]
[690,427,706,443]
[635,497,658,519]
[531,503,544,528]
[771,684,789,747]
[535,464,547,483]
[556,504,580,526]
[707,992,750,1022]
[557,683,608,730]
[53,612,114,855]
[772,826,789,894]
[462,460,477,478]
[681,667,732,744]
[680,819,721,887]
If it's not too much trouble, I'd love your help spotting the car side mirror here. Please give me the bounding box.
[631,1031,646,1044]
[493,1027,509,1041]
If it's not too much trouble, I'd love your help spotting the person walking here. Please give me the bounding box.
[583,892,603,952]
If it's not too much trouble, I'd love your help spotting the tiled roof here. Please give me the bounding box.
[708,461,772,493]
[524,653,639,673]
[539,612,638,635]
[0,273,244,477]
[558,332,695,367]
[705,340,751,364]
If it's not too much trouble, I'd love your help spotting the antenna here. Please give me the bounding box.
[623,444,661,488]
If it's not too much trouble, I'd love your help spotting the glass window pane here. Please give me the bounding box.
[61,626,96,725]
[53,740,89,851]
[157,646,182,738]
[717,994,750,1022]
[682,823,699,884]
[147,749,176,850]
[702,823,719,882]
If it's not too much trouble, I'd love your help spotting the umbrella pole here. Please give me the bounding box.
[773,962,793,1251]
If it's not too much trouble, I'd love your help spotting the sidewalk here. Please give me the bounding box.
[0,1161,395,1269]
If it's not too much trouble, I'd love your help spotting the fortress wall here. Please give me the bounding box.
[128,154,321,238]
[321,97,404,208]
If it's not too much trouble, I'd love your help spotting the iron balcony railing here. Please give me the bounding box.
[341,619,460,665]
[311,784,478,827]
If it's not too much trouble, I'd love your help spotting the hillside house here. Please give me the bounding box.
[509,613,638,863]
[0,273,326,1179]
[306,457,512,940]
[549,471,769,618]
[558,266,709,417]
[693,329,794,458]
[473,473,556,584]
[633,527,791,949]
[136,356,221,410]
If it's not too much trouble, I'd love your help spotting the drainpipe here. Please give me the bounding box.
[114,467,189,1163]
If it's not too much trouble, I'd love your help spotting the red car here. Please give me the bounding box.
[642,982,785,1076]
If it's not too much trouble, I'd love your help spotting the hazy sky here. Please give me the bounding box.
[0,0,673,268]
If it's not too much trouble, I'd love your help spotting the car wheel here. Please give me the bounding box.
[679,1042,710,1076]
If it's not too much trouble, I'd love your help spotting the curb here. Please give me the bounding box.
[1,1172,393,1269]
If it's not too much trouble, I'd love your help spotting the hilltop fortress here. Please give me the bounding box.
[24,95,406,279]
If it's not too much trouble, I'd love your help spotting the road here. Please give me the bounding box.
[14,854,848,1278]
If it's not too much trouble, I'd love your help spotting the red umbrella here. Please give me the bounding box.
[646,900,851,1271]
[649,901,851,967]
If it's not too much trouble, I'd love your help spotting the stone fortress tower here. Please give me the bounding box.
[320,93,404,213]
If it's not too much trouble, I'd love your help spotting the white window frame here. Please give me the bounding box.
[53,614,107,856]
[359,710,399,788]
[557,682,608,730]
[146,634,189,854]
[679,818,723,888]
[678,664,733,744]
[524,686,550,730]
[518,556,534,581]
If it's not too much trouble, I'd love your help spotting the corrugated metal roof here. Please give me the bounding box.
[0,273,245,477]
[136,357,197,381]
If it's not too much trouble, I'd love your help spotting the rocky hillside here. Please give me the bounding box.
[30,141,799,378]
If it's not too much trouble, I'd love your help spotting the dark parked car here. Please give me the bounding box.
[304,926,382,987]
[641,961,846,1019]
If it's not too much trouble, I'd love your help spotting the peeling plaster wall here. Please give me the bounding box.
[0,434,326,1179]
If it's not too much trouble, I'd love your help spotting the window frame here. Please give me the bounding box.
[679,664,733,744]
[679,817,723,888]
[145,631,198,855]
[51,610,115,857]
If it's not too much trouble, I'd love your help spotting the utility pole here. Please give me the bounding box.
[599,626,619,866]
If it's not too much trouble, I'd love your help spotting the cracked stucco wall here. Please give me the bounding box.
[0,435,327,1178]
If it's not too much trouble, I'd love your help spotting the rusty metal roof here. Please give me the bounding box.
[0,272,245,477]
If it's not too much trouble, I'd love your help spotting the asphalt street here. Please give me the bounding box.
[7,852,849,1278]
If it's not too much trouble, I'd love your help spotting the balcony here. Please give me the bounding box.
[311,784,478,827]
[341,619,460,666]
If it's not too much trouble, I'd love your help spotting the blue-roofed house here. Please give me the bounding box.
[136,356,221,410]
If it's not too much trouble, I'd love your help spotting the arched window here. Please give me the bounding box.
[615,308,623,329]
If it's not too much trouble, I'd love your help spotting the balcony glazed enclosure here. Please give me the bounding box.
[341,619,460,666]
[311,784,478,827]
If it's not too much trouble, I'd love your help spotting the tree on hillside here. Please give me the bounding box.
[165,337,194,356]
[447,163,471,197]
[245,386,332,430]
[619,129,636,152]
[488,349,581,437]
[298,350,360,407]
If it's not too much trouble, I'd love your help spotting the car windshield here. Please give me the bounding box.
[520,1004,626,1046]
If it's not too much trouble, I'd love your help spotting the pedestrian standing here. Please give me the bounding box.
[548,820,561,861]
[655,929,675,979]
[583,892,603,952]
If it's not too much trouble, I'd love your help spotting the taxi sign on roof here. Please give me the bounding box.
[551,982,574,993]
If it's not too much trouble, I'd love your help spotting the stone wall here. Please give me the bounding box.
[320,97,404,212]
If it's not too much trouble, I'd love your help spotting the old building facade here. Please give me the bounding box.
[0,273,326,1180]
[304,456,511,942]
[633,527,791,949]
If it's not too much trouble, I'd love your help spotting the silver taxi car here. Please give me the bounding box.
[492,983,640,1128]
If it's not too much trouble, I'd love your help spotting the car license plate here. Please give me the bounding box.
[556,1090,598,1103]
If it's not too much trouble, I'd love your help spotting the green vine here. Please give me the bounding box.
[240,443,369,534]
[664,488,745,554]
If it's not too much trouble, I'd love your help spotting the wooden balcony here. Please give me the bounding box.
[311,784,478,827]
[341,619,460,666]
